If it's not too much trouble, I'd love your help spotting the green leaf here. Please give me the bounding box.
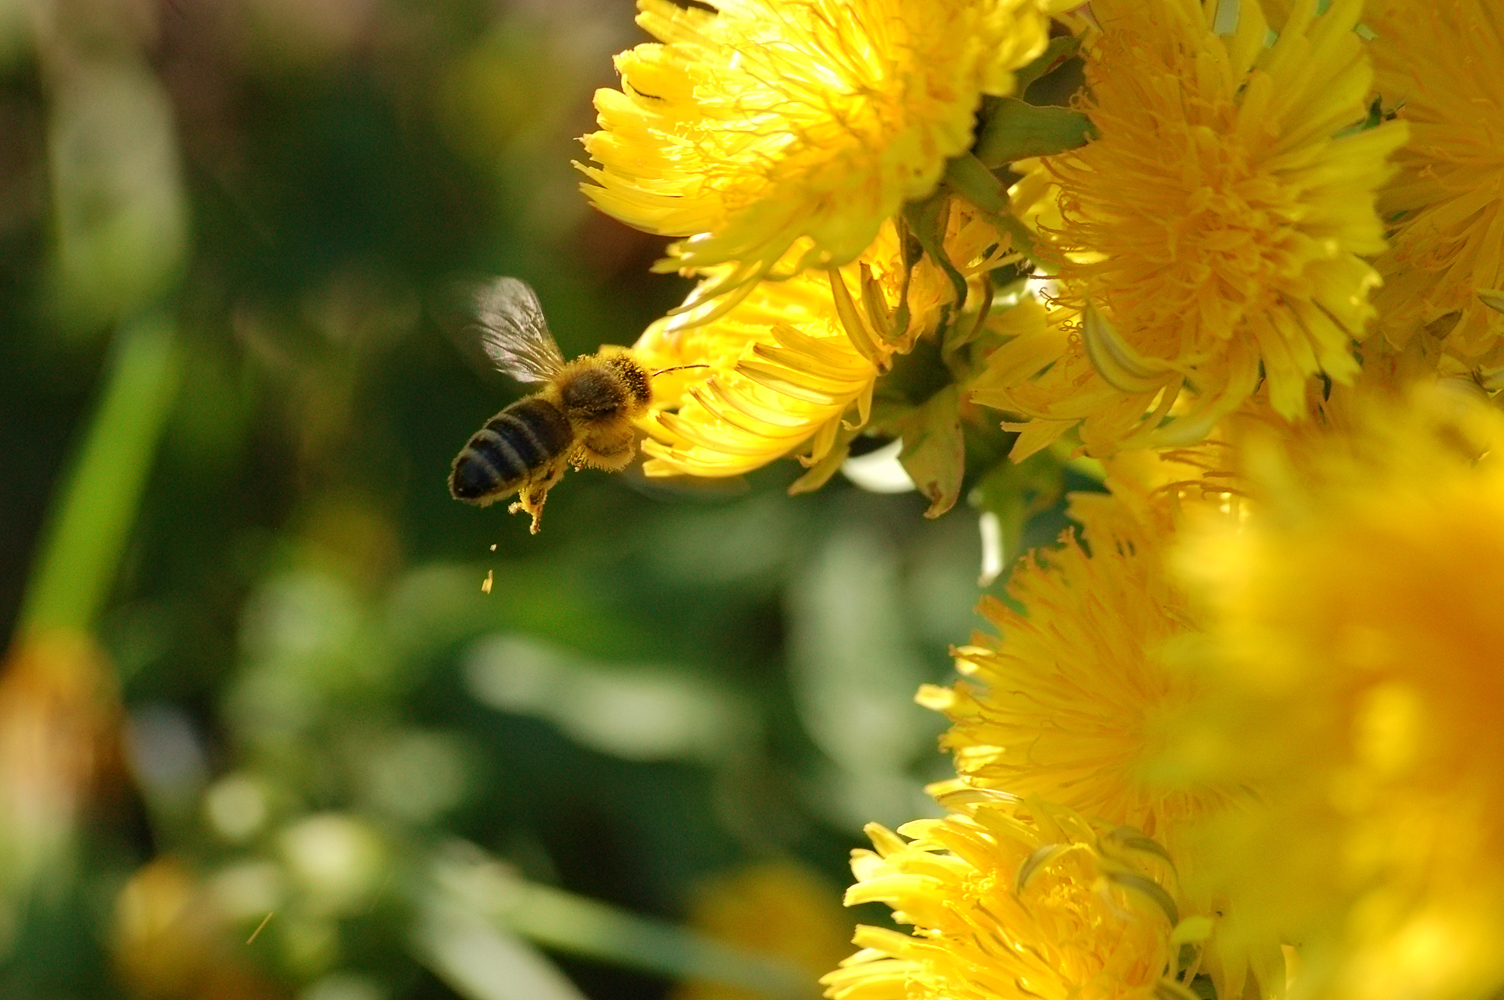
[974,98,1097,168]
[17,313,182,639]
[422,843,820,1000]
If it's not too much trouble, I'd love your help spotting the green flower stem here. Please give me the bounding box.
[16,312,182,641]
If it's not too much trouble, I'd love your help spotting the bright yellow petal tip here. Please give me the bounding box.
[579,0,1052,309]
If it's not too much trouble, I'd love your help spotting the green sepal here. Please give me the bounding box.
[941,272,995,366]
[886,215,922,339]
[1101,826,1177,870]
[967,449,1065,569]
[943,152,1009,214]
[1015,842,1073,893]
[973,98,1097,168]
[894,384,966,519]
[941,153,1045,269]
[1009,35,1081,95]
[1105,870,1181,928]
[901,189,969,324]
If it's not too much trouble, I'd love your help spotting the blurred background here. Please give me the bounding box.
[0,1,1082,997]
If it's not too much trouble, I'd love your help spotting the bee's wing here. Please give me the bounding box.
[472,277,567,384]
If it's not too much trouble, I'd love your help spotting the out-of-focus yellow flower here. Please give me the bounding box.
[671,861,853,1000]
[113,857,284,1000]
[822,795,1176,1000]
[979,0,1405,455]
[0,632,121,946]
[1366,0,1504,367]
[579,0,1052,316]
[636,206,1013,478]
[1167,384,1504,1000]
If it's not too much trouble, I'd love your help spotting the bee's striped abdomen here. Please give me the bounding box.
[449,396,572,504]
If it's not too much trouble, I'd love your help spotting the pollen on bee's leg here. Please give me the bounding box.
[506,498,541,533]
[509,485,550,534]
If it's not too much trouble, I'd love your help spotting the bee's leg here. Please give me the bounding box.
[507,460,567,534]
[574,426,638,471]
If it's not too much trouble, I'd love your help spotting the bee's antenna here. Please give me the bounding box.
[651,364,712,376]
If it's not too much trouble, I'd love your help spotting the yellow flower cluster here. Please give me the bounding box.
[906,381,1504,1000]
[577,3,1504,1000]
[581,0,1059,491]
[632,206,1011,481]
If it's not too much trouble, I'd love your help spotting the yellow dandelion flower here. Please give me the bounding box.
[920,434,1298,1000]
[979,0,1405,455]
[1367,0,1504,366]
[578,0,1052,312]
[1167,384,1504,1000]
[635,206,1012,478]
[919,464,1239,850]
[822,795,1176,1000]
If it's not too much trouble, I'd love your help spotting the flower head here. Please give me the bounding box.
[1166,383,1504,1000]
[635,205,1012,478]
[1367,0,1504,367]
[823,796,1175,1000]
[920,459,1239,851]
[979,0,1405,455]
[579,0,1051,313]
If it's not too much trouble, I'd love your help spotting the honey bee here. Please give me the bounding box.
[449,277,654,534]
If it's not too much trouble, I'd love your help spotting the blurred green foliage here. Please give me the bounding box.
[0,2,1092,999]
